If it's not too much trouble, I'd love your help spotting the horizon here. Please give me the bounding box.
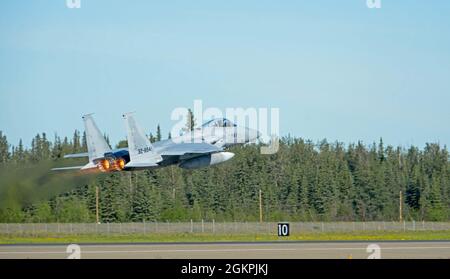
[1,127,448,152]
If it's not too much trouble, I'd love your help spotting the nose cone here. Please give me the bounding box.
[221,151,235,161]
[211,151,235,166]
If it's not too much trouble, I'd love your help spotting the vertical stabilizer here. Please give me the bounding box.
[83,114,111,162]
[123,113,162,167]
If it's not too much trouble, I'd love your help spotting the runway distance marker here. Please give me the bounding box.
[66,244,81,259]
[367,244,381,259]
[277,223,289,237]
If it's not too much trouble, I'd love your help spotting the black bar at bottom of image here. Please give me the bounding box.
[0,260,449,278]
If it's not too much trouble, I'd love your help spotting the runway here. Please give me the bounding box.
[1,241,450,259]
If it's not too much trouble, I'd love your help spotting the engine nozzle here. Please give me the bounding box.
[99,159,111,172]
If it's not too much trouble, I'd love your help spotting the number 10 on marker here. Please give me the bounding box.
[277,223,289,236]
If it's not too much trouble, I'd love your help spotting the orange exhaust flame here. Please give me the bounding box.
[100,159,110,171]
[116,158,125,170]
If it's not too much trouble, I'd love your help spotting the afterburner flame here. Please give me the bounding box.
[116,158,125,170]
[101,159,110,171]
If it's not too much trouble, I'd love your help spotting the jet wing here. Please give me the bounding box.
[125,162,159,168]
[63,148,129,159]
[161,142,222,156]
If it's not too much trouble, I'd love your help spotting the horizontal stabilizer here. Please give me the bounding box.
[63,152,89,159]
[51,166,85,171]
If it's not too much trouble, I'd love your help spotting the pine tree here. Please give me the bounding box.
[41,133,51,160]
[30,134,41,163]
[130,172,152,222]
[149,133,156,143]
[185,109,196,132]
[13,139,26,163]
[0,131,10,164]
[81,131,87,152]
[99,174,120,223]
[406,164,421,211]
[426,176,446,220]
[156,124,162,142]
[115,140,128,148]
[72,130,81,153]
[51,134,63,159]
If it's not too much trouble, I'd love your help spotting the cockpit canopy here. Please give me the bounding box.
[201,118,236,128]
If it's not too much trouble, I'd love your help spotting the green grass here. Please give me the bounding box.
[1,231,449,244]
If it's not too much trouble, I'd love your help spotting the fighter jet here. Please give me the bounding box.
[52,113,260,172]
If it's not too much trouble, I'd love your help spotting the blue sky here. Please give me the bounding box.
[1,0,449,148]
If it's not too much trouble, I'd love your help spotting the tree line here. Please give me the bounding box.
[0,127,449,223]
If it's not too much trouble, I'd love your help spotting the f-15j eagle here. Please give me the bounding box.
[52,113,260,173]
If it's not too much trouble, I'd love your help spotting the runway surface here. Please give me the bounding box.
[1,241,450,259]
